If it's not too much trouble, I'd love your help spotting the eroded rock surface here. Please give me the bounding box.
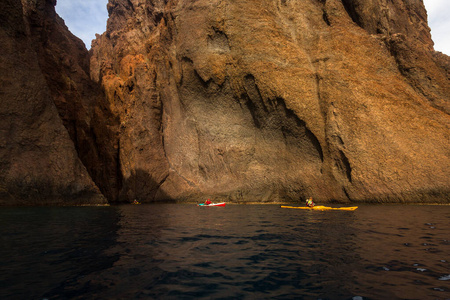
[90,0,449,203]
[1,0,449,205]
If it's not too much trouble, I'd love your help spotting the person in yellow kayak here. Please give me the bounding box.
[305,197,315,207]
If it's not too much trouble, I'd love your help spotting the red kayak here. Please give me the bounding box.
[197,202,226,207]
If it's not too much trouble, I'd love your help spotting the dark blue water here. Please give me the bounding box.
[0,204,448,299]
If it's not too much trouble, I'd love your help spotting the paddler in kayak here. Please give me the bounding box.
[204,198,212,205]
[305,197,315,207]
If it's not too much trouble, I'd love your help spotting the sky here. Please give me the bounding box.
[423,0,450,55]
[55,0,108,49]
[55,0,449,55]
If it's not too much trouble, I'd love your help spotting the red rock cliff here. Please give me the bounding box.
[1,0,449,205]
[0,0,107,205]
[21,0,122,202]
[89,0,449,203]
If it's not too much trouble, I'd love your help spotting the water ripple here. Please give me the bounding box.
[0,204,448,299]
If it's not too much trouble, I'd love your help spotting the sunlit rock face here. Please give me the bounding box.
[1,0,448,205]
[0,0,107,205]
[90,0,449,203]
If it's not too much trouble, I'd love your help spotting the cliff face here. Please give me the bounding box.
[0,0,107,205]
[21,0,122,202]
[0,0,448,205]
[90,0,449,203]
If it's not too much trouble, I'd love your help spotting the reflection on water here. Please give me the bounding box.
[0,207,120,299]
[0,204,448,299]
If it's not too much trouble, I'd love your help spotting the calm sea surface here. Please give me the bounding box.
[0,204,449,299]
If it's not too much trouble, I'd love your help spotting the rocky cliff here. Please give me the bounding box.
[0,0,449,205]
[0,0,107,205]
[90,0,449,203]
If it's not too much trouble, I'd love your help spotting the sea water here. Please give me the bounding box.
[0,204,448,299]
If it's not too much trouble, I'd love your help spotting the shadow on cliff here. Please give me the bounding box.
[0,177,105,206]
[117,169,173,204]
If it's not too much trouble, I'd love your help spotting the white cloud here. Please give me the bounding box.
[55,0,108,49]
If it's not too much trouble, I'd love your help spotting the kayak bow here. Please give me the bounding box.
[197,202,226,207]
[281,205,358,211]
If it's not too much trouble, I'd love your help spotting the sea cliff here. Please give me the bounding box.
[1,0,449,205]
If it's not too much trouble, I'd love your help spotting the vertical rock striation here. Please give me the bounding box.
[90,0,449,203]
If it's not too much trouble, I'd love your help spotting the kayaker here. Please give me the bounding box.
[204,199,212,205]
[306,197,315,207]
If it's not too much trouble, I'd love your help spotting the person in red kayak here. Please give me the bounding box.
[305,197,315,207]
[204,198,212,205]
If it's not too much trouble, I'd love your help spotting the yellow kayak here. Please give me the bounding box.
[281,205,358,211]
